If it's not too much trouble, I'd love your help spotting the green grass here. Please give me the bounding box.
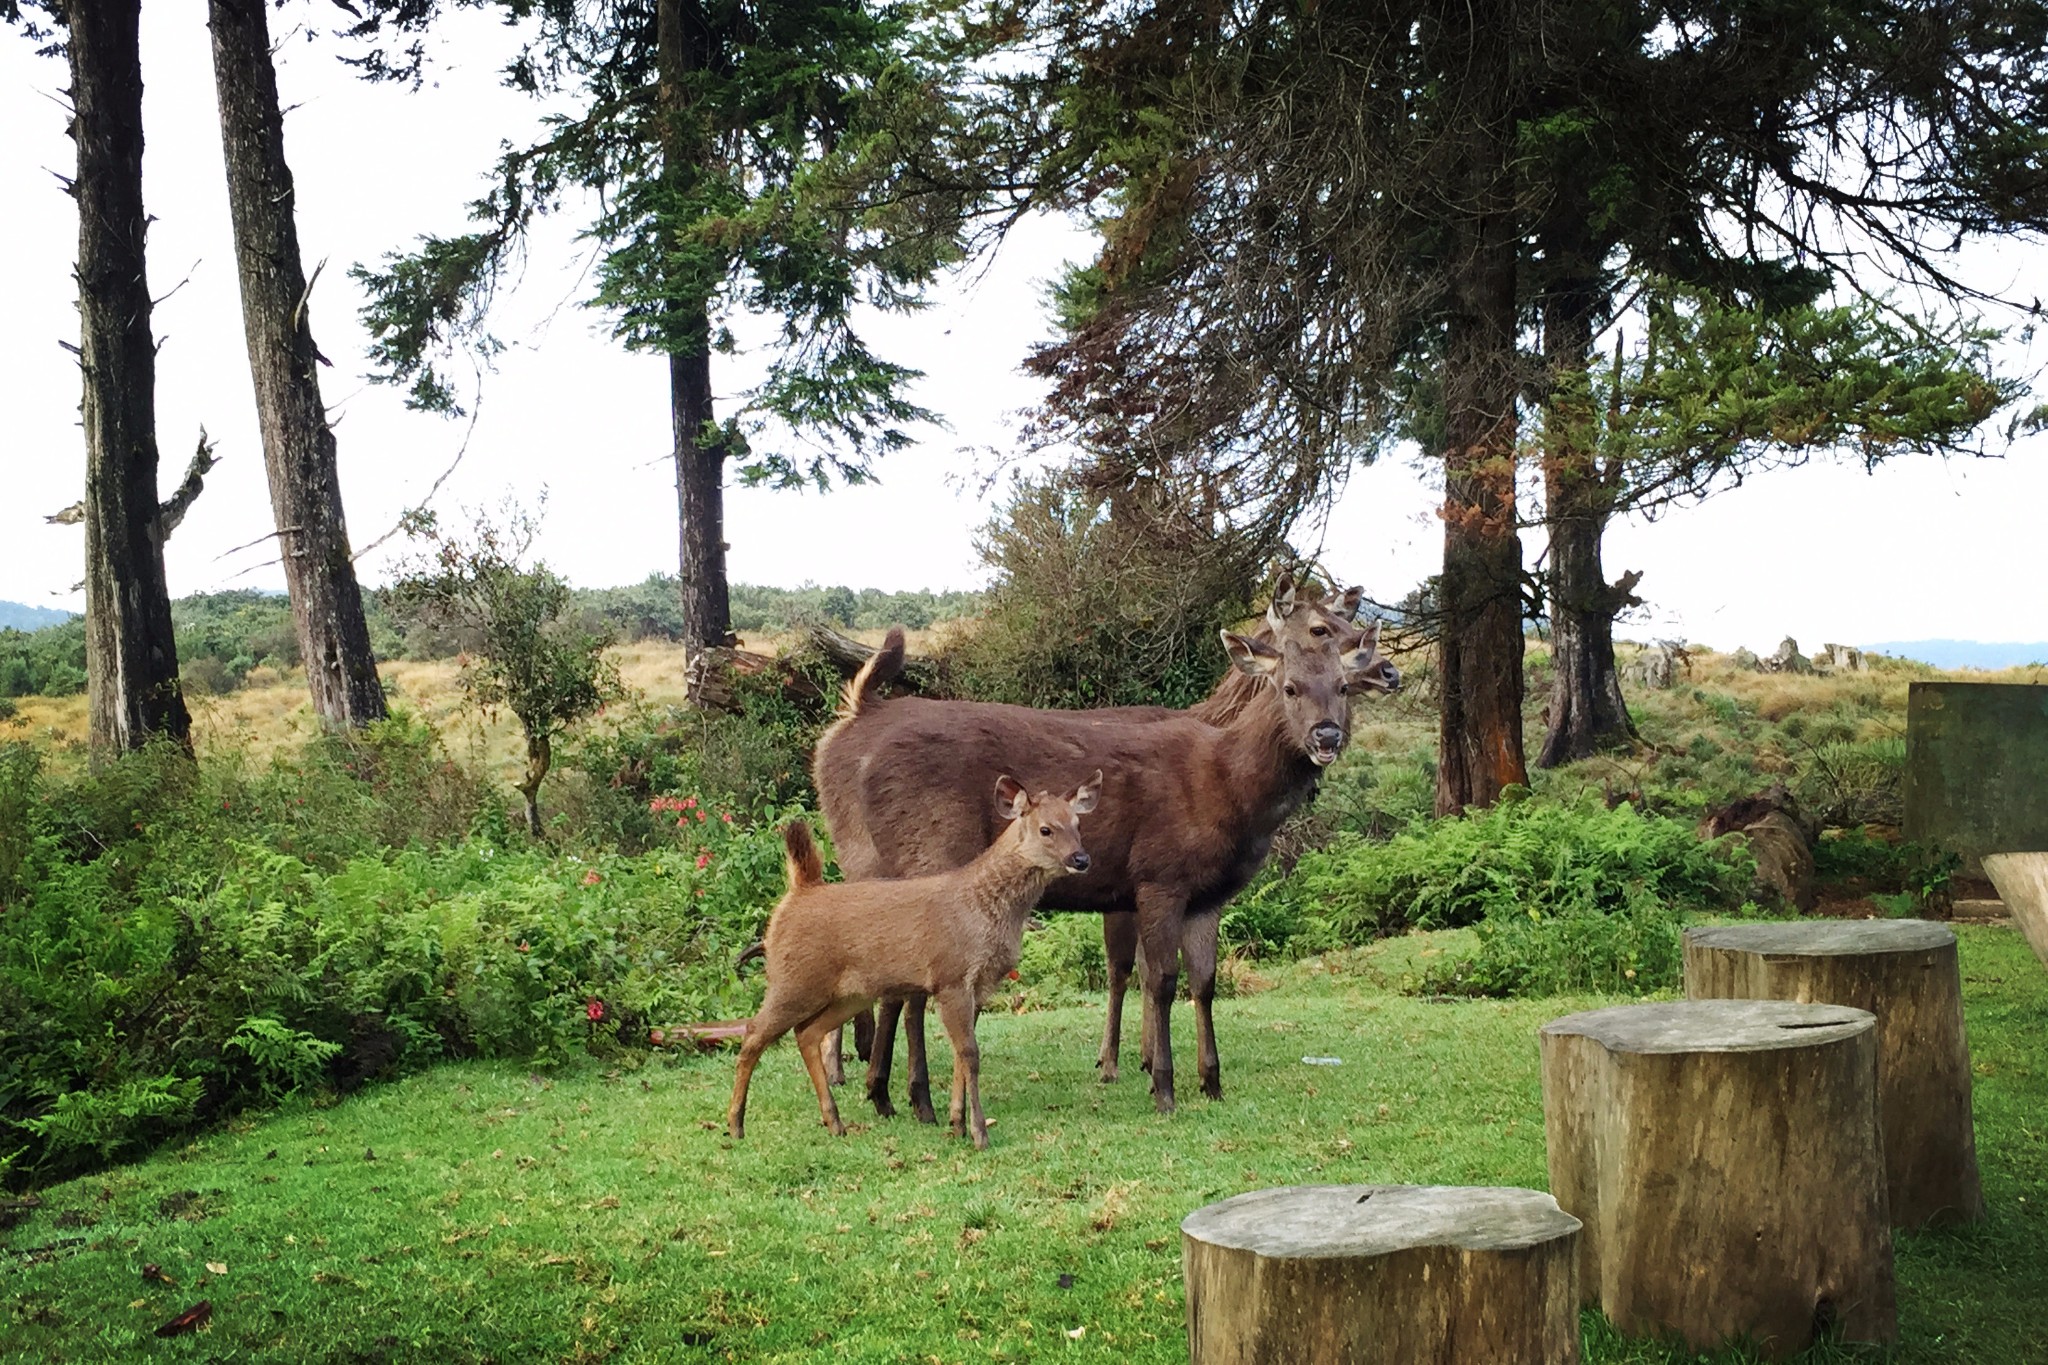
[4,926,2044,1363]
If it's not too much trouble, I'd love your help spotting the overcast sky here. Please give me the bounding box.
[3,8,2044,652]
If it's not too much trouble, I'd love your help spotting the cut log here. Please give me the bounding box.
[1684,920,1984,1228]
[683,627,939,714]
[1180,1184,1582,1364]
[1983,851,2048,971]
[1541,1001,1895,1360]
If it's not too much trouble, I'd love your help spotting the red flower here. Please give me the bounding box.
[721,812,733,824]
[694,809,707,823]
[586,998,605,1022]
[695,850,712,869]
[683,797,697,810]
[517,941,530,953]
[582,870,603,886]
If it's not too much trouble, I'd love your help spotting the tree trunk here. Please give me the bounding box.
[1181,1185,1583,1364]
[521,730,551,837]
[1433,11,1526,816]
[1537,289,1639,768]
[658,0,733,650]
[66,0,192,757]
[1541,1000,1896,1359]
[1683,921,1985,1229]
[208,0,388,730]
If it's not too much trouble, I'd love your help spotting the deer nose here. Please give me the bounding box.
[1311,721,1343,750]
[1066,851,1091,873]
[1382,664,1402,692]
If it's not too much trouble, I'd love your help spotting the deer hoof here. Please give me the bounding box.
[1097,1061,1119,1084]
[1202,1076,1223,1101]
[868,1088,896,1119]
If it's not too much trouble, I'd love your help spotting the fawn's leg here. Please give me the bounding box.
[933,988,989,1149]
[1181,911,1223,1101]
[796,1015,849,1137]
[904,993,938,1125]
[865,999,902,1118]
[1135,887,1186,1114]
[1099,912,1138,1083]
[727,991,808,1139]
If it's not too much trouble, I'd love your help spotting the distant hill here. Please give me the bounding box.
[1866,639,2048,670]
[0,601,73,632]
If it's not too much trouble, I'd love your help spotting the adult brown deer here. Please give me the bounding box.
[815,581,1397,1116]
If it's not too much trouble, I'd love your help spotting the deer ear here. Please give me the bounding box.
[1222,629,1282,677]
[1335,586,1364,619]
[1069,769,1102,815]
[1267,573,1299,625]
[1343,618,1383,673]
[993,774,1029,820]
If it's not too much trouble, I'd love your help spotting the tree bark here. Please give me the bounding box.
[1541,1000,1896,1359]
[1181,1185,1583,1364]
[208,0,388,730]
[1433,9,1526,815]
[520,730,551,837]
[66,0,192,757]
[658,0,733,650]
[1537,287,1640,768]
[1684,921,1985,1229]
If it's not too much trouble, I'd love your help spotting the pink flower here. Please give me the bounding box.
[695,850,712,869]
[683,797,697,810]
[721,812,733,824]
[517,941,530,953]
[586,998,605,1022]
[695,809,707,823]
[582,870,603,886]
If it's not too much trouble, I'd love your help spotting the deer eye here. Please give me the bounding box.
[1283,684,1298,697]
[1339,682,1351,696]
[1039,825,1052,836]
[1311,625,1328,637]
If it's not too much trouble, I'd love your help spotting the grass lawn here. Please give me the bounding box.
[4,925,2043,1364]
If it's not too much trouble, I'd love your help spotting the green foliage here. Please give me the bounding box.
[0,618,86,698]
[387,505,622,830]
[574,575,981,641]
[0,731,809,1182]
[1015,915,1108,994]
[1234,794,1751,996]
[350,0,993,487]
[943,478,1257,710]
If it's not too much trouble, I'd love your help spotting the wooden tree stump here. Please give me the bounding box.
[1685,920,1984,1228]
[1541,1001,1895,1359]
[1180,1184,1582,1364]
[1983,851,2048,971]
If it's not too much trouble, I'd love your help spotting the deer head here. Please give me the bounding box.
[1221,631,1358,766]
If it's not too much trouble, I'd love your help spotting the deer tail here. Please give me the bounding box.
[782,819,825,889]
[732,940,766,978]
[838,626,906,719]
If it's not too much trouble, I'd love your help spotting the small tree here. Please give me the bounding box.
[388,507,620,836]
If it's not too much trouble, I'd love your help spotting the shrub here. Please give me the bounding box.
[941,477,1260,710]
[0,727,808,1183]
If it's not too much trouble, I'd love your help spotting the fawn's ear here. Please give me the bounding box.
[1069,769,1103,816]
[993,774,1029,820]
[1222,629,1282,677]
[1332,585,1364,619]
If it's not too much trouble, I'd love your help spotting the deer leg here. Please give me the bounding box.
[1098,911,1138,1083]
[823,1024,846,1087]
[904,993,938,1125]
[865,998,902,1118]
[1181,911,1223,1101]
[727,991,808,1139]
[934,988,989,1149]
[1136,890,1186,1115]
[852,1006,876,1064]
[796,1015,848,1137]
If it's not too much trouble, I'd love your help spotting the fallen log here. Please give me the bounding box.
[683,625,941,714]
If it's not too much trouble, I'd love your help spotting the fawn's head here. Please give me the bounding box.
[992,771,1102,874]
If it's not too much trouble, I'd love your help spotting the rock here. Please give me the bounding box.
[1629,644,1676,689]
[1731,647,1761,671]
[1763,637,1812,674]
